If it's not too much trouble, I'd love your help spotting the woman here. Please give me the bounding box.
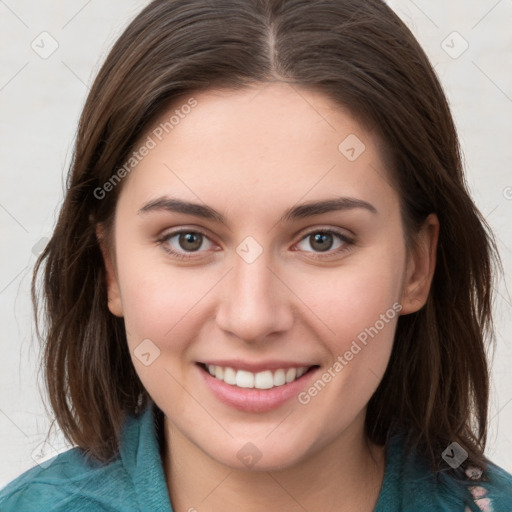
[1,0,511,510]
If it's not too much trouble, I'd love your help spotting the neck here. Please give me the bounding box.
[162,411,386,512]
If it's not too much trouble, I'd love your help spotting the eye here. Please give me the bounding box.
[157,229,215,260]
[157,227,355,261]
[295,229,354,259]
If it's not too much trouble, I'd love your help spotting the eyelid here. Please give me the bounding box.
[295,224,354,241]
[157,226,216,244]
[157,227,217,253]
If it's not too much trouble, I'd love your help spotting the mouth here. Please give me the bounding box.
[198,362,317,390]
[197,361,320,412]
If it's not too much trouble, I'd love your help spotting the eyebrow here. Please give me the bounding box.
[138,196,377,224]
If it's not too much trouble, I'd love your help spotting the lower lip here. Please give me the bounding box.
[197,364,319,413]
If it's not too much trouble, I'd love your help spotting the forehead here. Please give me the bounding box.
[118,83,397,220]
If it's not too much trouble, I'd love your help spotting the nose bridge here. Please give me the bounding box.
[215,240,292,341]
[233,251,274,304]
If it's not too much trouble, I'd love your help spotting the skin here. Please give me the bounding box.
[98,82,439,512]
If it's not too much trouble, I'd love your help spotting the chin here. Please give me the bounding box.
[204,437,315,473]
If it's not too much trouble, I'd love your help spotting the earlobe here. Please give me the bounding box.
[400,213,439,315]
[96,224,124,318]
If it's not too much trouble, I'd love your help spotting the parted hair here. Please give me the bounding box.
[33,0,500,471]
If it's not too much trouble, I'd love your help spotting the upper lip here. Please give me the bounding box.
[198,359,318,373]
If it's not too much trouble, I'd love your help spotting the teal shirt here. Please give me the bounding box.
[1,404,511,511]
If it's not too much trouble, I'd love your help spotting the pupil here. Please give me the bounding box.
[180,232,202,251]
[311,233,332,252]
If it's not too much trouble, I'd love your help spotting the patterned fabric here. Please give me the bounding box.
[374,433,512,512]
[465,466,496,512]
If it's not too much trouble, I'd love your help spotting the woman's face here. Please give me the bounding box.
[101,83,436,471]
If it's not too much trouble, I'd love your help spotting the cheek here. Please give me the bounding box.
[294,252,404,344]
[115,264,208,405]
[114,244,221,370]
[293,262,401,433]
[119,271,199,344]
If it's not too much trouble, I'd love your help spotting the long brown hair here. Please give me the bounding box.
[33,0,501,470]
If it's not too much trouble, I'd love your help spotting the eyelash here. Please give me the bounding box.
[156,228,355,261]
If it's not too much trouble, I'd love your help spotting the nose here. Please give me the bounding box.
[215,248,294,344]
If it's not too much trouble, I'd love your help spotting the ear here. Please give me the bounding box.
[399,213,439,315]
[96,224,124,317]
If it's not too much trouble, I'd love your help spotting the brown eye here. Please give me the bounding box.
[295,229,354,259]
[178,232,203,251]
[158,229,215,260]
[309,232,334,252]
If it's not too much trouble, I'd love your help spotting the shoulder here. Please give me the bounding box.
[0,403,172,512]
[460,461,512,512]
[378,434,512,511]
[418,453,512,511]
[0,447,135,512]
[422,459,512,512]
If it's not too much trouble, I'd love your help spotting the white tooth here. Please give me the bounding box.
[223,367,237,385]
[285,368,297,383]
[273,369,286,386]
[236,370,254,388]
[254,370,274,389]
[210,364,308,388]
[214,366,224,380]
[296,366,308,378]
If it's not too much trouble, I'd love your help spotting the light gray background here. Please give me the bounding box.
[1,0,511,488]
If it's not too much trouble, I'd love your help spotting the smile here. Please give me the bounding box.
[203,364,311,390]
[197,362,320,412]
